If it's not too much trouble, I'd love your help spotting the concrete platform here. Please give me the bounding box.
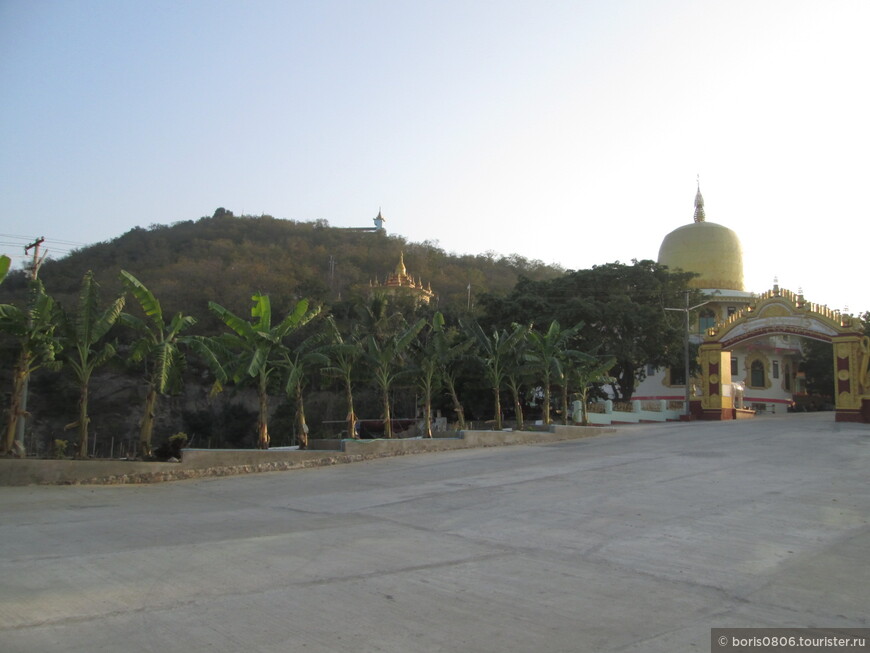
[1,413,867,652]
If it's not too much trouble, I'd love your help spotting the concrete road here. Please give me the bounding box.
[2,413,868,652]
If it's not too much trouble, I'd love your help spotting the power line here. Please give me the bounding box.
[0,233,87,247]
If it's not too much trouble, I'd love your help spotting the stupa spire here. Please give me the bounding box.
[396,251,407,276]
[373,208,386,231]
[693,176,706,223]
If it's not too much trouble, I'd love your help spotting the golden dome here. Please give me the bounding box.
[657,187,745,291]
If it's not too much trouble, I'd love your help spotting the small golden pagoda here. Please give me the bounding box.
[370,252,435,305]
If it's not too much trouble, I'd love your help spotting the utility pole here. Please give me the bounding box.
[14,237,47,455]
[328,255,336,294]
[25,237,46,280]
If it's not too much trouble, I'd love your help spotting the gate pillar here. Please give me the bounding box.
[698,342,733,420]
[832,335,870,423]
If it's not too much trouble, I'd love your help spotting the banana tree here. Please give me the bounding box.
[0,279,62,456]
[321,316,362,439]
[120,270,197,458]
[463,320,528,430]
[0,255,10,285]
[363,318,426,438]
[570,355,617,425]
[504,329,532,431]
[525,320,582,426]
[59,271,126,458]
[191,295,320,449]
[411,321,441,438]
[282,331,330,449]
[430,312,473,431]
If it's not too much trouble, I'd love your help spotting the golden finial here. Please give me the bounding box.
[693,177,706,223]
[396,251,407,276]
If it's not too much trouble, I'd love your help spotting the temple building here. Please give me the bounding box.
[632,184,804,412]
[370,252,435,305]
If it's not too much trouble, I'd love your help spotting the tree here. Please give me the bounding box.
[430,312,473,431]
[321,316,362,439]
[463,320,528,430]
[525,321,582,426]
[568,354,616,425]
[282,331,330,449]
[0,280,63,455]
[363,318,426,439]
[798,338,834,402]
[482,260,697,400]
[411,318,443,438]
[120,270,197,458]
[192,295,320,449]
[59,271,126,458]
[798,313,870,407]
[0,255,10,285]
[503,327,532,431]
[355,294,407,345]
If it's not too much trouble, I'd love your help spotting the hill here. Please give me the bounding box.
[1,209,565,329]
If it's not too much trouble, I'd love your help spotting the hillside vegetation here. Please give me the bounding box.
[1,209,565,329]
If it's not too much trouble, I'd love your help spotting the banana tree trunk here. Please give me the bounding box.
[3,361,27,455]
[511,385,525,431]
[345,381,357,439]
[139,385,158,458]
[77,383,90,458]
[445,377,466,430]
[493,386,502,430]
[257,375,270,450]
[383,386,393,439]
[422,395,433,438]
[542,384,551,426]
[296,387,309,450]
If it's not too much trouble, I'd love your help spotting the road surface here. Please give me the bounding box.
[2,413,868,652]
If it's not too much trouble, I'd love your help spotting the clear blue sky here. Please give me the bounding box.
[2,0,868,313]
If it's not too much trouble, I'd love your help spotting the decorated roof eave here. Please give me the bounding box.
[703,289,861,346]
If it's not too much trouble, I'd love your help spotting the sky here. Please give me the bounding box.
[1,0,868,313]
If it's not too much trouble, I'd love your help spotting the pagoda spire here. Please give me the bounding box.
[396,251,407,276]
[373,208,386,231]
[693,177,706,223]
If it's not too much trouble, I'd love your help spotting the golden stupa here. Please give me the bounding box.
[370,252,435,305]
[657,185,745,291]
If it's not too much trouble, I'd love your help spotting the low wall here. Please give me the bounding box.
[0,424,616,486]
[572,399,685,425]
[0,458,181,487]
[180,448,350,469]
[337,427,606,455]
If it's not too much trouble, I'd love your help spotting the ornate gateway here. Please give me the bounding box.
[698,288,869,422]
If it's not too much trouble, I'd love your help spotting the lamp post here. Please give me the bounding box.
[665,290,717,417]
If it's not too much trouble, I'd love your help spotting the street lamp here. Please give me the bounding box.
[665,290,718,417]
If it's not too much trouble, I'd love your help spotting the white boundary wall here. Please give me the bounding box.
[572,399,684,425]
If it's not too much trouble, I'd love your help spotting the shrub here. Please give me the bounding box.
[154,432,188,461]
[53,439,69,459]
